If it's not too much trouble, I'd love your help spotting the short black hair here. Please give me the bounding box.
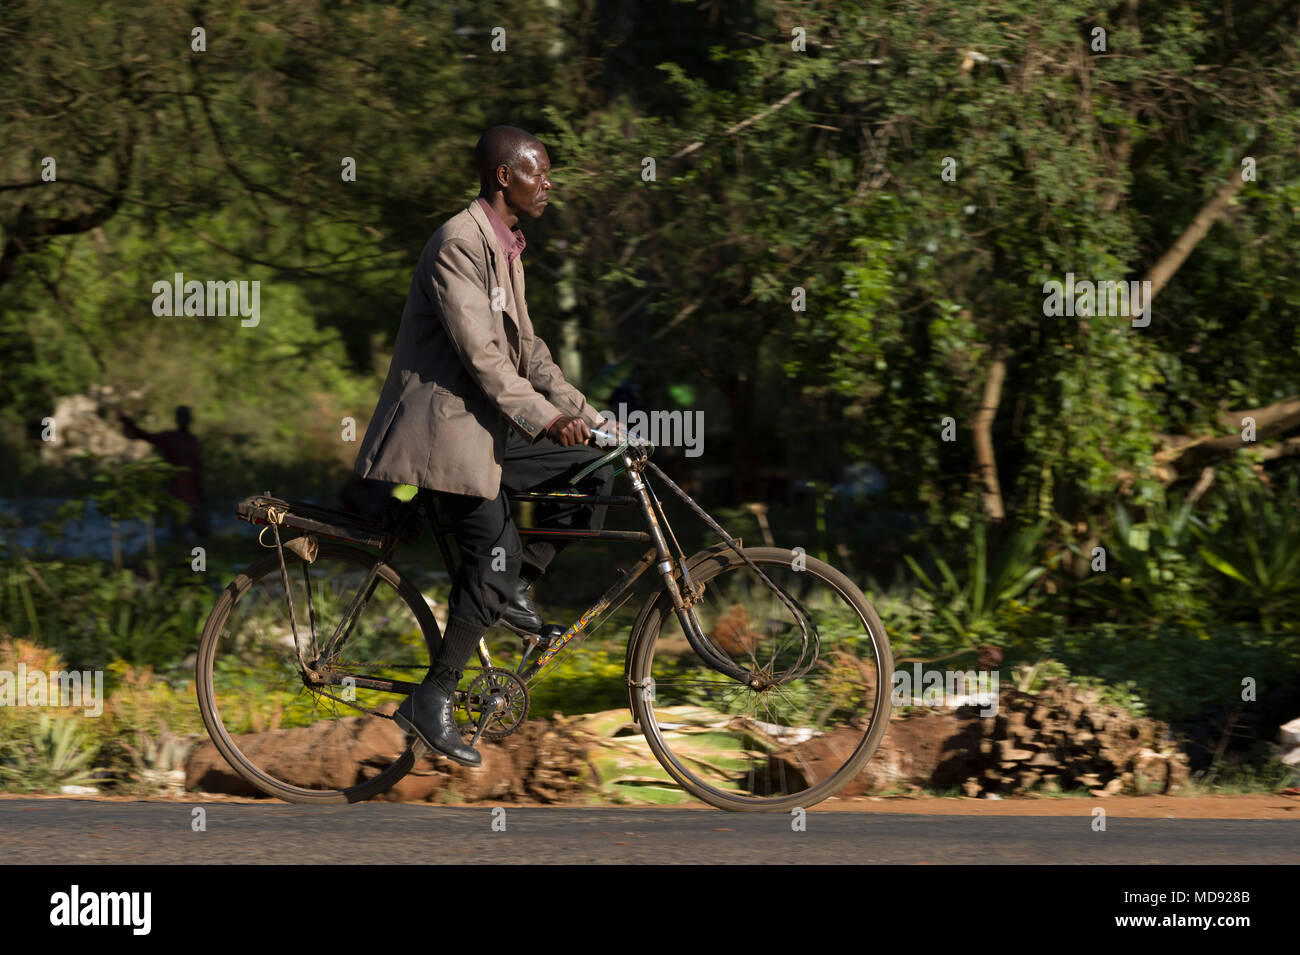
[474,126,544,192]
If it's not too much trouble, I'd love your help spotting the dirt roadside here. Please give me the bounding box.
[819,793,1300,818]
[2,791,1297,818]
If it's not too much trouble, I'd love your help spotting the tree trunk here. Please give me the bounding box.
[1143,173,1249,299]
[973,344,1008,521]
[1154,396,1300,482]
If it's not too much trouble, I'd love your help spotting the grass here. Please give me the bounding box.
[1184,761,1294,796]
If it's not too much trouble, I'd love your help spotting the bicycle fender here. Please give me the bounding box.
[622,539,740,719]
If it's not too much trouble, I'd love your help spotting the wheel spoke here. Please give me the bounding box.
[634,549,892,809]
[197,542,433,803]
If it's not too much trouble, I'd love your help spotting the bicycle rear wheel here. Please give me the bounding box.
[628,546,893,811]
[195,540,438,803]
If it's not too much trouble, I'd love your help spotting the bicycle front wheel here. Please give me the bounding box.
[195,540,439,804]
[628,546,893,811]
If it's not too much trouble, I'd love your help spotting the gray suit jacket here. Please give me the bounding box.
[353,201,603,498]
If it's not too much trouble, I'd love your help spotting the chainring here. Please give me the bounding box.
[461,666,530,739]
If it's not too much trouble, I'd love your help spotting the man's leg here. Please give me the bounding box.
[436,487,521,633]
[501,428,617,580]
[494,429,617,635]
[395,487,520,767]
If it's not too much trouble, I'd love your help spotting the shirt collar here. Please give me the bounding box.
[476,196,527,265]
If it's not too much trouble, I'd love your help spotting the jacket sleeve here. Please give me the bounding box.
[527,335,605,427]
[429,239,564,439]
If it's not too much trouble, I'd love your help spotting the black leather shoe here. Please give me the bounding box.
[393,671,481,768]
[498,575,544,635]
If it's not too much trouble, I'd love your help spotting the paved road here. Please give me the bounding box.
[1,800,1296,863]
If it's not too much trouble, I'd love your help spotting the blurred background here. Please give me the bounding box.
[1,0,1298,799]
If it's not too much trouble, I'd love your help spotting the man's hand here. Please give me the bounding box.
[591,417,628,448]
[546,414,591,447]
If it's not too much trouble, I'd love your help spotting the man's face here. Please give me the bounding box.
[500,144,552,220]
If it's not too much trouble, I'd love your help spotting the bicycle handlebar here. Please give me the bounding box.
[588,426,654,454]
[567,426,652,486]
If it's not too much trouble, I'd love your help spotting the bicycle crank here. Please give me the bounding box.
[461,667,530,742]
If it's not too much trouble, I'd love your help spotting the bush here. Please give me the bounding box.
[0,711,101,793]
[0,556,212,671]
[527,646,629,717]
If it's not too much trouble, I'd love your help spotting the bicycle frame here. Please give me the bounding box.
[305,440,753,704]
[424,448,688,683]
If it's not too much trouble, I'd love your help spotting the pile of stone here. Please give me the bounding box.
[767,678,1190,799]
[953,681,1189,797]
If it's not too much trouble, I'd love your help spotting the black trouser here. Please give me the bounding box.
[430,427,617,635]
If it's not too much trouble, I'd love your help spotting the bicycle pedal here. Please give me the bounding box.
[499,619,566,648]
[466,698,501,748]
[498,619,535,638]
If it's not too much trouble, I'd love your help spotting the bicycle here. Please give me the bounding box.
[195,428,893,811]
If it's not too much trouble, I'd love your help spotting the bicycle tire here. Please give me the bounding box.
[195,540,438,804]
[627,546,893,811]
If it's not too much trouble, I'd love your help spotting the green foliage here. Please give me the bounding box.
[904,520,1049,643]
[0,553,211,671]
[1075,496,1210,624]
[1010,658,1147,719]
[1006,620,1296,723]
[1196,476,1300,629]
[0,711,101,793]
[1,0,1298,770]
[528,647,629,717]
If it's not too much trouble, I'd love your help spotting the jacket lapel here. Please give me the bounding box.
[467,201,521,328]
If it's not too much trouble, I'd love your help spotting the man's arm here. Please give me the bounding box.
[430,239,565,439]
[527,336,605,428]
[119,412,159,447]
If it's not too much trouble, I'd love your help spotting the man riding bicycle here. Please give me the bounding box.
[353,125,620,767]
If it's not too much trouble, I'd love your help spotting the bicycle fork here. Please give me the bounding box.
[626,462,757,687]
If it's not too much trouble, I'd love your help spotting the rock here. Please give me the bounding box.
[769,710,977,796]
[38,388,152,466]
[187,705,601,804]
[997,738,1034,761]
[187,710,412,796]
[1280,716,1300,768]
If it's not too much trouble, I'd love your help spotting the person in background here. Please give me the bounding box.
[119,405,209,538]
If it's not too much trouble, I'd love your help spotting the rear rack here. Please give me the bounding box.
[236,494,391,549]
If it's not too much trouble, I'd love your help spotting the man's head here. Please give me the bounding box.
[474,126,551,221]
[175,405,192,431]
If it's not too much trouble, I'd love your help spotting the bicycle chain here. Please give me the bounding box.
[297,663,506,723]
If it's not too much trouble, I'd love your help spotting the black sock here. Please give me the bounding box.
[428,616,487,691]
